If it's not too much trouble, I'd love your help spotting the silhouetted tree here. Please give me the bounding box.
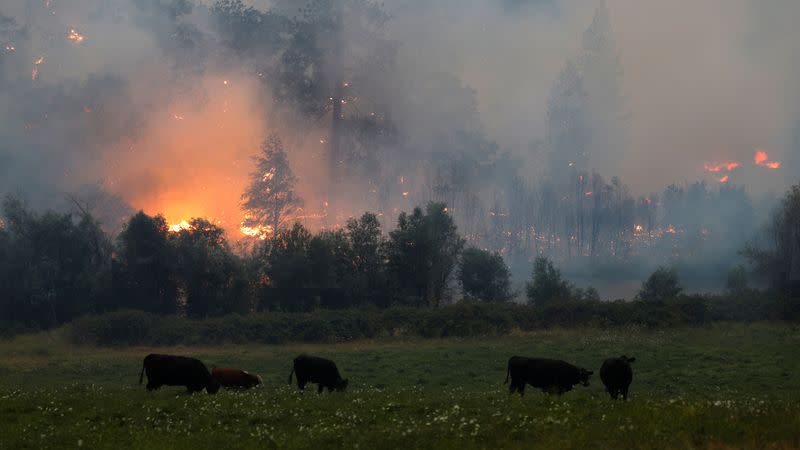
[346,212,388,307]
[170,218,242,317]
[636,266,683,301]
[387,202,465,307]
[241,134,302,238]
[526,256,572,307]
[458,248,512,302]
[114,211,177,314]
[742,184,800,294]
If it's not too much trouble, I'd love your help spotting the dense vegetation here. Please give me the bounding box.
[2,182,800,335]
[1,324,799,449]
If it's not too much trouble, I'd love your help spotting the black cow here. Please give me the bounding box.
[600,355,636,399]
[139,354,220,394]
[505,356,593,396]
[288,355,348,393]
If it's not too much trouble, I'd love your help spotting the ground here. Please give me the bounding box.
[1,323,799,449]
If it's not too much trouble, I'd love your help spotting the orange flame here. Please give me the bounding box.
[584,191,593,197]
[754,149,781,169]
[704,161,740,173]
[68,28,85,44]
[31,56,44,80]
[168,220,192,233]
[718,175,729,183]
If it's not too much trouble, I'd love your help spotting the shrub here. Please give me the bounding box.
[636,267,683,301]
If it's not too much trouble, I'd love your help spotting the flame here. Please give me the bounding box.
[83,106,93,113]
[754,149,781,169]
[584,191,593,197]
[704,162,740,173]
[634,224,644,233]
[4,44,15,53]
[401,191,409,198]
[172,113,184,120]
[239,224,273,240]
[168,220,192,233]
[754,150,768,165]
[718,175,729,183]
[68,28,85,44]
[31,56,44,80]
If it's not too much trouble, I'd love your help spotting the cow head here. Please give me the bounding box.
[207,378,221,394]
[336,378,349,392]
[579,368,593,386]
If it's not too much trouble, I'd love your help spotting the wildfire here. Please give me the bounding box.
[634,224,644,234]
[718,175,729,183]
[703,161,740,173]
[31,56,44,80]
[402,191,409,198]
[754,149,781,169]
[68,28,85,44]
[168,220,192,232]
[240,224,273,240]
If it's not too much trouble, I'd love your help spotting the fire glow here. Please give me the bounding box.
[31,56,44,80]
[68,28,85,44]
[704,162,740,173]
[754,149,781,169]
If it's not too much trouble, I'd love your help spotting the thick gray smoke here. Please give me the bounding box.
[1,0,798,297]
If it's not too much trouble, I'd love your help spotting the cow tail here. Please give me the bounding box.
[139,358,146,385]
[504,360,510,384]
[287,367,294,385]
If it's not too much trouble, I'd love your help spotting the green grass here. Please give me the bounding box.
[1,323,799,449]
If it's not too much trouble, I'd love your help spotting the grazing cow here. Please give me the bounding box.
[505,356,593,396]
[600,356,636,400]
[288,355,348,393]
[211,367,262,389]
[139,354,220,394]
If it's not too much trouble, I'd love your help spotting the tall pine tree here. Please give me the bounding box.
[241,134,303,238]
[578,1,629,178]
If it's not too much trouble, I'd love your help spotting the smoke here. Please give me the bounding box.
[1,0,799,295]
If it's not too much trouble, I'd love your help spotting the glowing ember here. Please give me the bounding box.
[83,106,93,113]
[172,113,184,120]
[168,220,192,232]
[223,80,229,86]
[718,175,729,183]
[754,149,781,169]
[31,56,44,80]
[4,44,15,53]
[584,191,593,197]
[634,224,644,233]
[666,225,677,234]
[68,28,85,44]
[402,192,409,198]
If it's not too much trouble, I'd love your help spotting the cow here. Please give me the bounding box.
[211,367,262,389]
[505,356,593,396]
[600,355,636,400]
[288,355,348,393]
[139,354,220,394]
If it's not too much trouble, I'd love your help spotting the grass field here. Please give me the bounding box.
[1,322,799,449]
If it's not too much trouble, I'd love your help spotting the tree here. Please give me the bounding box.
[258,222,314,312]
[114,211,177,314]
[546,60,588,179]
[578,0,629,177]
[0,195,113,328]
[241,134,302,238]
[636,267,683,302]
[526,256,572,307]
[742,184,800,294]
[458,248,512,302]
[170,218,243,318]
[345,212,388,307]
[726,265,749,296]
[387,202,465,307]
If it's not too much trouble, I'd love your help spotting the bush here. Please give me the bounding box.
[636,267,683,301]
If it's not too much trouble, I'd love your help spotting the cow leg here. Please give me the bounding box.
[508,381,517,395]
[622,387,629,400]
[298,379,306,391]
[517,383,525,396]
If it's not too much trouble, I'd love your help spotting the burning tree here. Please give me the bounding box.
[241,133,302,239]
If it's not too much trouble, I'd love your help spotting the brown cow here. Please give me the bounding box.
[211,367,262,389]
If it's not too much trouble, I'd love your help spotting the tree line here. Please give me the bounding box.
[2,181,798,331]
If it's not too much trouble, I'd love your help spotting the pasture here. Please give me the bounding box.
[1,323,799,449]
